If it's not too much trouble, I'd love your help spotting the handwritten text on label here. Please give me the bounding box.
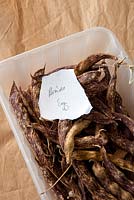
[48,86,65,98]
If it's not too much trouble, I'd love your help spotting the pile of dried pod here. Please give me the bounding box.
[9,53,134,200]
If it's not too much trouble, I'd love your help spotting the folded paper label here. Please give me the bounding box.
[38,69,92,120]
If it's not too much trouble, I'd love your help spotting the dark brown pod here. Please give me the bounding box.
[73,160,116,200]
[101,147,134,196]
[74,53,117,75]
[92,161,133,200]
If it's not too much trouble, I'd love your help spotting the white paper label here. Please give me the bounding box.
[38,69,92,120]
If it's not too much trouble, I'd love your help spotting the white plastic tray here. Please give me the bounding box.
[0,27,133,200]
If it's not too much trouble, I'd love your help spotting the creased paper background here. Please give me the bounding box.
[0,0,134,199]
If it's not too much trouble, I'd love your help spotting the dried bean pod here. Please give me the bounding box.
[83,79,108,97]
[46,65,75,75]
[74,53,117,75]
[32,123,58,144]
[58,120,72,150]
[89,97,113,118]
[9,82,48,167]
[113,113,134,136]
[47,168,83,200]
[30,66,46,118]
[77,178,87,200]
[24,86,33,108]
[67,178,83,200]
[72,150,101,161]
[78,69,103,85]
[74,131,108,149]
[25,128,50,167]
[78,67,110,97]
[72,150,134,172]
[73,160,116,200]
[106,62,118,112]
[113,149,127,159]
[101,147,134,196]
[87,65,111,97]
[87,111,115,124]
[91,65,111,83]
[64,117,92,164]
[19,87,39,122]
[31,82,41,117]
[9,82,31,128]
[125,155,134,182]
[64,111,115,164]
[49,165,83,200]
[110,155,134,173]
[92,162,133,200]
[100,65,111,83]
[41,168,69,200]
[109,132,134,155]
[61,156,68,172]
[32,66,46,83]
[106,124,134,155]
[115,92,128,114]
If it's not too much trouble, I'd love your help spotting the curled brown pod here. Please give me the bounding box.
[78,66,111,97]
[74,53,117,76]
[115,92,128,114]
[58,120,72,150]
[72,150,134,173]
[74,131,108,149]
[89,97,113,118]
[113,112,134,136]
[30,66,46,118]
[101,147,134,196]
[64,117,92,164]
[19,87,39,122]
[106,62,118,112]
[77,69,103,85]
[110,131,134,155]
[32,123,59,144]
[92,162,133,200]
[73,160,116,200]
